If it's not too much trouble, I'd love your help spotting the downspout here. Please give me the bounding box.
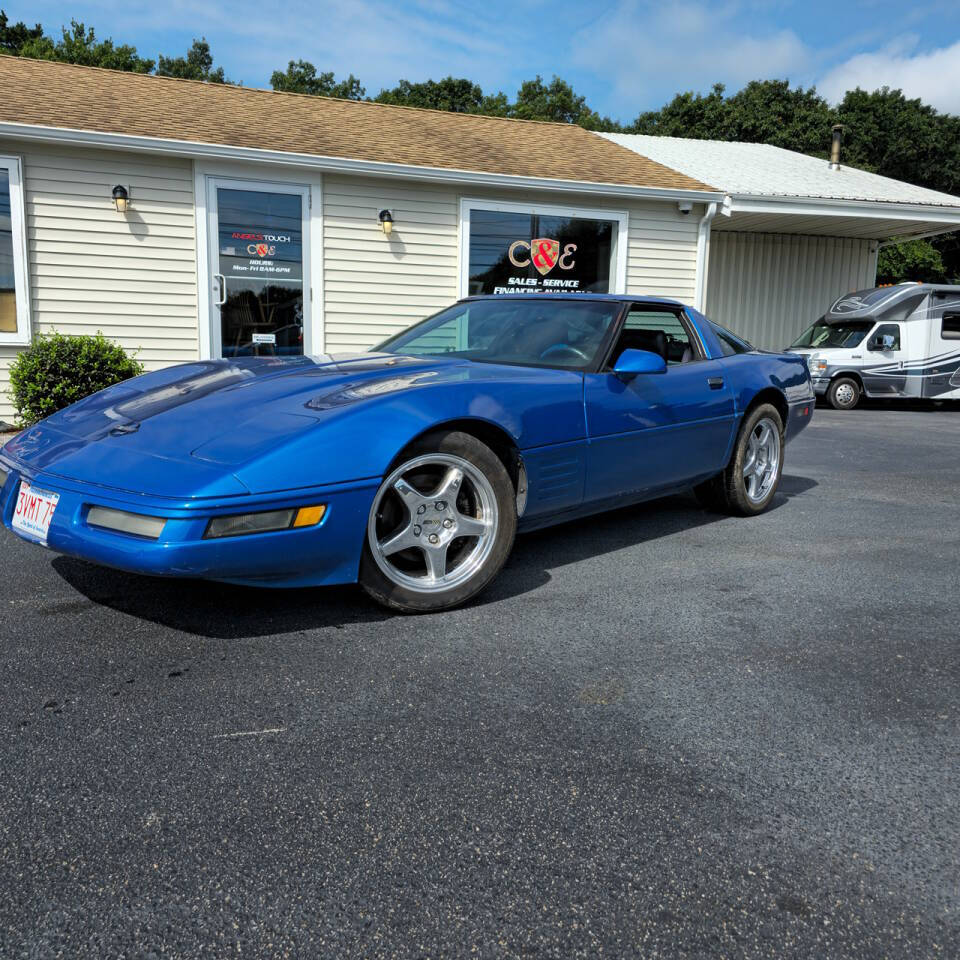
[694,201,718,311]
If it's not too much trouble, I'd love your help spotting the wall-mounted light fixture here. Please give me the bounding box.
[112,184,130,214]
[378,208,394,235]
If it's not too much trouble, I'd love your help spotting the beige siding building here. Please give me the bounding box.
[1,57,959,422]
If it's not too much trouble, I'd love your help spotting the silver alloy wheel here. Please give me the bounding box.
[834,382,856,406]
[368,453,499,594]
[742,417,781,503]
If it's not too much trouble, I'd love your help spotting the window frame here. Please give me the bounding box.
[458,197,629,300]
[0,155,30,346]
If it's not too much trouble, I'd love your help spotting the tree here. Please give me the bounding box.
[511,74,621,129]
[271,60,364,99]
[723,81,834,154]
[374,76,506,114]
[157,39,228,84]
[876,239,947,285]
[632,83,730,138]
[836,87,960,196]
[632,80,833,153]
[18,19,154,73]
[0,10,44,55]
[511,75,593,124]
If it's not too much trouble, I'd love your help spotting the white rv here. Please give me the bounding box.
[786,283,960,409]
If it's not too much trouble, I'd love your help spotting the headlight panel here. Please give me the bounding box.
[87,506,166,540]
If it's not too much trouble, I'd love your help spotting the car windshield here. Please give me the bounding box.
[375,299,620,370]
[790,318,874,349]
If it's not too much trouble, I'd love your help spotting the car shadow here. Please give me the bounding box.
[52,475,818,639]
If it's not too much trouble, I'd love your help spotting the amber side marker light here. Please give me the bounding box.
[205,505,326,539]
[293,504,326,527]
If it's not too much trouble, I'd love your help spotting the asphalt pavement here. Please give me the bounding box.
[1,405,958,959]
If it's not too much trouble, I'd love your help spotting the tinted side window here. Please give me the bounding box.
[710,321,752,356]
[942,313,960,340]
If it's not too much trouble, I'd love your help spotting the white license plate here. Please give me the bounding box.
[12,480,60,545]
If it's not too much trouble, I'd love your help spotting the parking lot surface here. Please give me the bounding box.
[1,406,958,959]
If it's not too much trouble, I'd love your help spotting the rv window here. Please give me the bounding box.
[942,313,960,340]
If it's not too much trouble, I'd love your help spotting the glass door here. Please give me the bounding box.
[207,179,310,358]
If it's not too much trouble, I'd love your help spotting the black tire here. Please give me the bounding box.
[693,403,785,517]
[827,376,861,410]
[359,430,517,613]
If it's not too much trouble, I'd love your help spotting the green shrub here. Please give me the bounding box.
[9,332,143,427]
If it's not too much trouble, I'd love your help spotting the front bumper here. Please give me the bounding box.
[785,395,815,443]
[811,377,830,396]
[0,458,378,588]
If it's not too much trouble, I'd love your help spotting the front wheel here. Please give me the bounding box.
[694,404,784,516]
[827,376,860,410]
[359,431,517,613]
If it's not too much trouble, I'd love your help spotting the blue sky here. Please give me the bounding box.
[13,1,960,120]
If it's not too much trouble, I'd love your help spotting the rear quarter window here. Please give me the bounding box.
[709,321,753,356]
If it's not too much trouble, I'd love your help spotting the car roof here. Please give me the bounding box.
[461,293,688,307]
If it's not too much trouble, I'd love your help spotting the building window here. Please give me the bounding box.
[460,199,627,298]
[0,157,29,345]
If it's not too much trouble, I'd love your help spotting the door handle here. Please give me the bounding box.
[213,273,226,306]
[707,376,724,389]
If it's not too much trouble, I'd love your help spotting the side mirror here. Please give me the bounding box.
[869,334,896,351]
[613,348,667,378]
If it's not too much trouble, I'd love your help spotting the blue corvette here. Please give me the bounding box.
[0,295,814,612]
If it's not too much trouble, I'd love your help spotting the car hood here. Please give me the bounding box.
[1,354,534,498]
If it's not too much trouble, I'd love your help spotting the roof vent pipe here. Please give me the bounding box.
[829,124,844,170]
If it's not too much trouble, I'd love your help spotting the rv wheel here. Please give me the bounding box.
[827,377,860,410]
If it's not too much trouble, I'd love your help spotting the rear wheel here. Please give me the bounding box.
[359,431,516,613]
[827,376,860,410]
[694,403,784,516]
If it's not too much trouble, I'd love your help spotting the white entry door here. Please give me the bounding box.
[206,178,312,358]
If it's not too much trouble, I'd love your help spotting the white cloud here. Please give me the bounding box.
[817,38,960,112]
[570,1,812,117]
[37,0,511,95]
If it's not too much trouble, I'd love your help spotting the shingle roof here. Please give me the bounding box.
[602,133,960,208]
[0,56,716,194]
